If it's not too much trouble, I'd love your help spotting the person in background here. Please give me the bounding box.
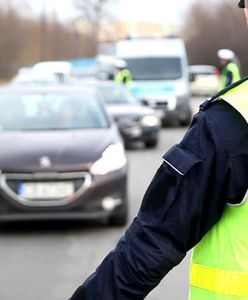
[114,59,133,85]
[217,48,241,89]
[70,1,248,299]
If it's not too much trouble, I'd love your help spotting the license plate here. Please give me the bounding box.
[19,182,74,199]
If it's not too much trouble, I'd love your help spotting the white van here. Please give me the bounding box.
[99,37,192,126]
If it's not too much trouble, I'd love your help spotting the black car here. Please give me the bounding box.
[0,86,128,226]
[88,81,161,148]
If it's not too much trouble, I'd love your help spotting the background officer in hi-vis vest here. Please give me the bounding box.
[114,59,133,86]
[217,48,241,89]
[70,1,248,299]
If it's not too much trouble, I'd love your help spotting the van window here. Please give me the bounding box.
[125,57,182,81]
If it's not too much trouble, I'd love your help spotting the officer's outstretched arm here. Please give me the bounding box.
[70,105,236,300]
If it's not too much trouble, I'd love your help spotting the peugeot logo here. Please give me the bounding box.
[39,156,52,168]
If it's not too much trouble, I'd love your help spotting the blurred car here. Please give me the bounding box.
[189,65,220,96]
[0,86,128,226]
[97,38,193,127]
[32,61,73,83]
[10,70,60,86]
[88,81,161,148]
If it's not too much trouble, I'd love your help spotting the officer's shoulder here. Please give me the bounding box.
[199,77,248,112]
[197,78,247,139]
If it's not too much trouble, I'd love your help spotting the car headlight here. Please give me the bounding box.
[141,115,159,127]
[90,143,127,175]
[167,96,177,111]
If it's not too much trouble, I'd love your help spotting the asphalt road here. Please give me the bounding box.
[0,98,203,300]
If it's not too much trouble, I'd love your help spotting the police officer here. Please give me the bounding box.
[70,1,248,299]
[217,48,241,89]
[114,59,133,85]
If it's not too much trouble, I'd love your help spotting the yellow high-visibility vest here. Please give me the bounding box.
[220,62,241,89]
[189,79,248,300]
[115,69,132,85]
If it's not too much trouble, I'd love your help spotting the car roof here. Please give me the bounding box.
[32,61,72,74]
[114,38,187,58]
[0,85,95,94]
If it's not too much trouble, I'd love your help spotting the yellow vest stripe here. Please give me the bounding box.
[190,263,248,297]
[221,80,248,122]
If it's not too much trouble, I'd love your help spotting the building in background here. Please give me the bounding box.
[99,21,178,41]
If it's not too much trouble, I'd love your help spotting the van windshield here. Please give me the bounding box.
[125,57,182,81]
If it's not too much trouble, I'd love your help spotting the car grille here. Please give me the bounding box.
[0,172,92,207]
[115,116,140,128]
[155,101,168,108]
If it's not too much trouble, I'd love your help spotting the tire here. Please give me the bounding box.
[108,204,128,227]
[144,138,158,148]
[179,109,193,127]
[180,117,191,127]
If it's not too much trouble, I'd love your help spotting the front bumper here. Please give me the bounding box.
[141,96,191,122]
[120,125,160,144]
[0,169,127,221]
[153,101,192,125]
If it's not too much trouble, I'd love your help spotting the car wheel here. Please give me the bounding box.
[145,138,158,148]
[180,114,192,127]
[108,204,128,227]
[179,109,192,127]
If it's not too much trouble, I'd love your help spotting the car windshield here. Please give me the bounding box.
[0,92,109,130]
[125,57,182,81]
[97,85,137,104]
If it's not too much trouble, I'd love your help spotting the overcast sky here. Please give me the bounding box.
[26,0,194,25]
[111,0,194,24]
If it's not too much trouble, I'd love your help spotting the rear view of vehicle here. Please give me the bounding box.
[189,64,220,96]
[0,87,128,226]
[90,81,161,148]
[99,37,192,126]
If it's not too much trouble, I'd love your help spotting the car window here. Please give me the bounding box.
[125,57,182,81]
[0,92,109,130]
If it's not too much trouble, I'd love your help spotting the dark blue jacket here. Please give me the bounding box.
[70,79,248,300]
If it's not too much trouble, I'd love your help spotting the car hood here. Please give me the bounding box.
[106,104,155,118]
[0,128,120,172]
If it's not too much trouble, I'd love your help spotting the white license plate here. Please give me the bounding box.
[19,182,74,199]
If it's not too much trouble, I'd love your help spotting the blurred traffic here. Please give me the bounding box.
[0,1,247,299]
[189,64,220,96]
[0,86,128,225]
[0,32,243,227]
[97,37,192,126]
[0,33,195,227]
[85,80,161,148]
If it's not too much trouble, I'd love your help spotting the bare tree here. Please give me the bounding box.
[74,0,115,51]
[0,6,28,77]
[0,4,99,79]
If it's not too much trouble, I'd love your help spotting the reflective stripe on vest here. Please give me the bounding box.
[189,79,248,300]
[190,263,248,297]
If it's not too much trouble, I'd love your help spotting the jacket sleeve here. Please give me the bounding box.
[70,108,235,300]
